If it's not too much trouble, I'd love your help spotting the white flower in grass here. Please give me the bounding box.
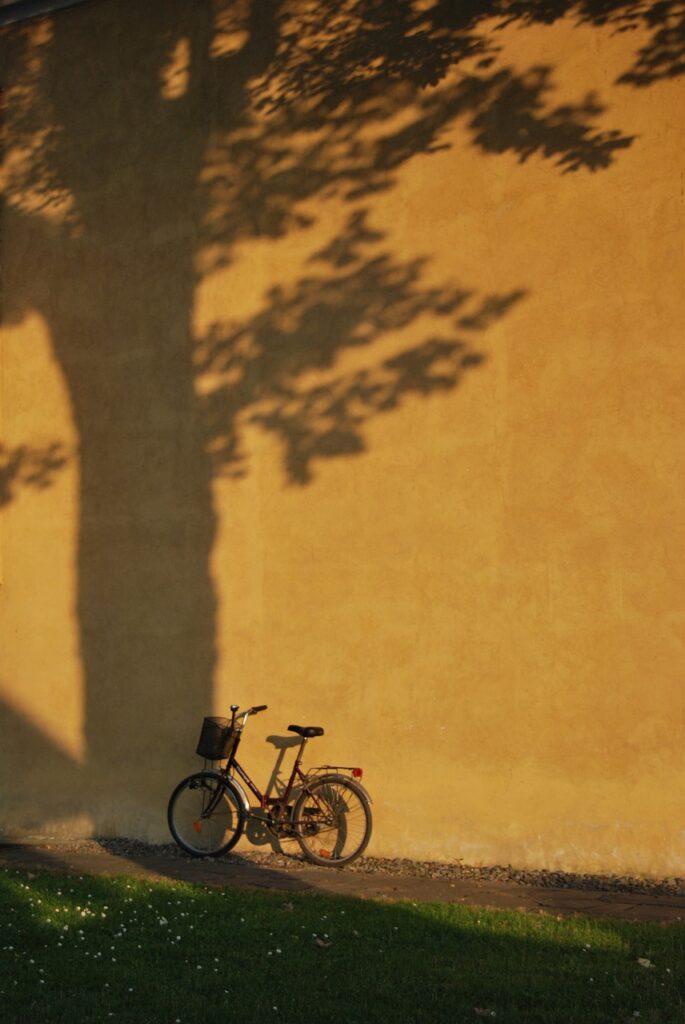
[637,958,655,969]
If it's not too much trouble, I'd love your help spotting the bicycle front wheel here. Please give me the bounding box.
[167,771,245,857]
[293,775,372,866]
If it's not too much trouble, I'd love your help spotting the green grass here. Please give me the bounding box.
[0,868,683,1023]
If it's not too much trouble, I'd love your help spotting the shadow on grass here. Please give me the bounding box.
[0,866,683,1024]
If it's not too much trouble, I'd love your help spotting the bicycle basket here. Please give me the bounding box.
[195,717,236,760]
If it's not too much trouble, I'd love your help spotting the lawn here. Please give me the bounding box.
[0,867,683,1023]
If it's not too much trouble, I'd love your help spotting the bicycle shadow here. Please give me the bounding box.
[242,735,305,858]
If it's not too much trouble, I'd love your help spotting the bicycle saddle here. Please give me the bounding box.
[288,725,324,738]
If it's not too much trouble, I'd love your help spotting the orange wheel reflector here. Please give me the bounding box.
[193,821,202,834]
[319,849,331,859]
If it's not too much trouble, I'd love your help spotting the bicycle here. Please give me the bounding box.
[167,704,372,866]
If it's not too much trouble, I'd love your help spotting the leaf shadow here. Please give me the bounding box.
[197,211,526,485]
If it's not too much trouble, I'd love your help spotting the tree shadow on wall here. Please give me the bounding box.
[497,0,685,88]
[0,0,673,842]
[0,443,68,507]
[242,0,685,110]
[199,209,525,485]
[196,5,641,276]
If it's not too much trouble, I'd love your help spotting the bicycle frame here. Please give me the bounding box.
[222,729,310,818]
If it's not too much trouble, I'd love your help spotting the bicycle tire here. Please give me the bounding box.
[293,775,372,867]
[167,771,246,857]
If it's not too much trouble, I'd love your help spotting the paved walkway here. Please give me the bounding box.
[1,842,683,924]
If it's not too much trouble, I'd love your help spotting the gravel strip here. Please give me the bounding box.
[4,837,683,898]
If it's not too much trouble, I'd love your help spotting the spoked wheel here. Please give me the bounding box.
[167,771,245,857]
[293,775,372,866]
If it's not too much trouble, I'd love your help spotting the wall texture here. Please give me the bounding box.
[1,0,683,875]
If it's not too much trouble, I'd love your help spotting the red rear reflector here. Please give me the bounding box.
[352,768,363,778]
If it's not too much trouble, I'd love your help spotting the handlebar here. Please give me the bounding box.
[230,704,268,727]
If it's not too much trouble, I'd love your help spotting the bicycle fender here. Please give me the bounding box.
[227,775,252,816]
[312,773,373,804]
[201,770,251,816]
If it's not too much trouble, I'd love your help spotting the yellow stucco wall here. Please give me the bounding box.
[1,0,683,874]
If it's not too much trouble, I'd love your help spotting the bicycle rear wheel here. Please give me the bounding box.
[293,775,372,866]
[167,771,245,857]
